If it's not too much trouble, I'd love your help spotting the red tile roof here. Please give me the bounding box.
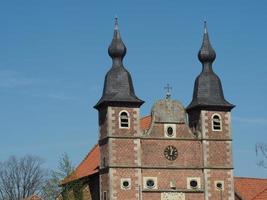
[61,116,267,200]
[140,115,152,130]
[234,177,267,200]
[61,116,151,184]
[61,144,100,185]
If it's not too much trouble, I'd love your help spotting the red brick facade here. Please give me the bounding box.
[97,99,234,200]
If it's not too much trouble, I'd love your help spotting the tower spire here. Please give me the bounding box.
[187,22,234,111]
[94,18,144,110]
[108,17,127,67]
[198,21,216,64]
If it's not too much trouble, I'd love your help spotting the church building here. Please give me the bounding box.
[59,19,267,200]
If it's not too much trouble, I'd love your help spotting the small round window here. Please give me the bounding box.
[146,179,155,189]
[122,180,130,189]
[167,127,174,137]
[190,180,198,189]
[216,182,223,190]
[123,181,129,188]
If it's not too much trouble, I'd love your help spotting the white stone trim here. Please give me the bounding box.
[204,169,211,200]
[133,108,140,137]
[201,111,208,138]
[110,168,117,200]
[228,170,235,200]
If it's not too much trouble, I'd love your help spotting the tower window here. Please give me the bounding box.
[119,111,130,128]
[212,114,222,131]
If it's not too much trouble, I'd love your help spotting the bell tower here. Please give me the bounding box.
[186,22,235,200]
[94,18,144,200]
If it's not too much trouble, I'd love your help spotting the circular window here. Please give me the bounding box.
[216,182,223,190]
[190,180,198,189]
[167,126,174,137]
[121,180,131,189]
[146,179,155,189]
[123,181,129,187]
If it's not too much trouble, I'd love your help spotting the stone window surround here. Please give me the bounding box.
[187,177,201,190]
[119,110,130,129]
[211,113,222,131]
[164,124,176,138]
[103,191,107,200]
[215,180,224,191]
[143,177,158,189]
[120,178,131,190]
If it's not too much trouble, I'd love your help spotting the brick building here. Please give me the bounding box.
[60,19,266,200]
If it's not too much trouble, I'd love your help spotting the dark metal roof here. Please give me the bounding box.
[187,22,234,111]
[94,18,144,110]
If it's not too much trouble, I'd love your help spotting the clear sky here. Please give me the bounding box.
[0,0,266,178]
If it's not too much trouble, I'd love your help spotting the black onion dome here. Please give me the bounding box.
[94,18,144,110]
[187,22,234,111]
[198,22,216,64]
[108,18,127,59]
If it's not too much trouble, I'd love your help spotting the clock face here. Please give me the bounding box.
[164,145,178,161]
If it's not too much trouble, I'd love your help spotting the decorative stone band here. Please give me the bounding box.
[142,189,204,193]
[98,136,232,145]
[100,165,233,170]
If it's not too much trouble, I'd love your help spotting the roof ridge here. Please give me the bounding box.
[140,115,150,119]
[78,144,98,167]
[61,144,99,184]
[252,187,267,200]
[235,177,267,180]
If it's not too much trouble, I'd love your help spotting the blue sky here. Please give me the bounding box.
[0,0,266,178]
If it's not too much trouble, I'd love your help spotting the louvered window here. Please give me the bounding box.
[120,111,129,128]
[212,115,222,131]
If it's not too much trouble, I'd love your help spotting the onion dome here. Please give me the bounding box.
[187,22,234,111]
[198,22,216,63]
[94,18,144,110]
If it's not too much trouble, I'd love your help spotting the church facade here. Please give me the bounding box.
[61,19,237,200]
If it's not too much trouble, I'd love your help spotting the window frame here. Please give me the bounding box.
[187,177,201,190]
[103,191,107,200]
[143,177,158,189]
[164,124,176,138]
[212,113,222,131]
[119,110,130,129]
[215,180,224,191]
[120,178,131,190]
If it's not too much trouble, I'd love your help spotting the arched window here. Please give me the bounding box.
[119,111,130,128]
[212,114,222,131]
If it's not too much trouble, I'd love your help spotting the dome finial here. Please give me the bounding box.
[198,21,216,64]
[108,17,127,65]
[114,15,119,30]
[204,21,207,34]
